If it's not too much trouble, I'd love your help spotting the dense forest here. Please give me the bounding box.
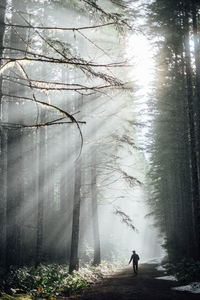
[147,0,200,263]
[0,0,200,298]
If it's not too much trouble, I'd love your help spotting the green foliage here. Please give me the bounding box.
[0,292,33,300]
[162,236,186,262]
[164,259,200,283]
[1,263,114,298]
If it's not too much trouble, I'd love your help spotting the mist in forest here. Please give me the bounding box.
[2,1,200,298]
[0,0,164,272]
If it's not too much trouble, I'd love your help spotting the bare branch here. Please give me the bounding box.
[0,120,86,129]
[2,92,84,156]
[2,75,120,92]
[0,54,132,69]
[4,22,117,31]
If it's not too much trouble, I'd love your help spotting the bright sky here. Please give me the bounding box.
[127,33,155,100]
[126,20,156,157]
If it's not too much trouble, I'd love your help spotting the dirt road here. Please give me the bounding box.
[65,263,200,300]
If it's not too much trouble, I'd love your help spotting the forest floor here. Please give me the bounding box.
[58,263,200,300]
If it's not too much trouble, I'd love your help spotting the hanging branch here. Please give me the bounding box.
[2,93,84,125]
[2,2,133,31]
[121,170,142,187]
[82,0,133,31]
[97,162,142,187]
[114,207,138,232]
[3,91,84,138]
[16,61,40,123]
[0,2,134,160]
[110,0,130,9]
[0,56,131,88]
[114,134,145,150]
[2,13,133,89]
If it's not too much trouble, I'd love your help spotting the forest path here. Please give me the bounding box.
[61,263,200,300]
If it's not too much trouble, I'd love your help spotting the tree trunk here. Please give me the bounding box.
[69,157,81,273]
[6,128,23,268]
[0,0,6,109]
[192,4,200,175]
[91,149,101,266]
[5,0,27,268]
[69,94,83,273]
[0,0,7,267]
[35,113,46,267]
[59,128,69,261]
[184,9,200,258]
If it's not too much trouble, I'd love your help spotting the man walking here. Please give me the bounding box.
[129,250,140,274]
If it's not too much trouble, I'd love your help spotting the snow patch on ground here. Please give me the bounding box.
[172,282,200,294]
[155,275,177,281]
[155,265,165,271]
[142,257,164,264]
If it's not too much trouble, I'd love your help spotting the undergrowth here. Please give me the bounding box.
[163,259,200,283]
[0,262,116,299]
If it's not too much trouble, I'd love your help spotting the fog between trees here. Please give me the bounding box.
[1,0,200,275]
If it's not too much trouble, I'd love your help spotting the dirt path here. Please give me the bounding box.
[64,263,200,300]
